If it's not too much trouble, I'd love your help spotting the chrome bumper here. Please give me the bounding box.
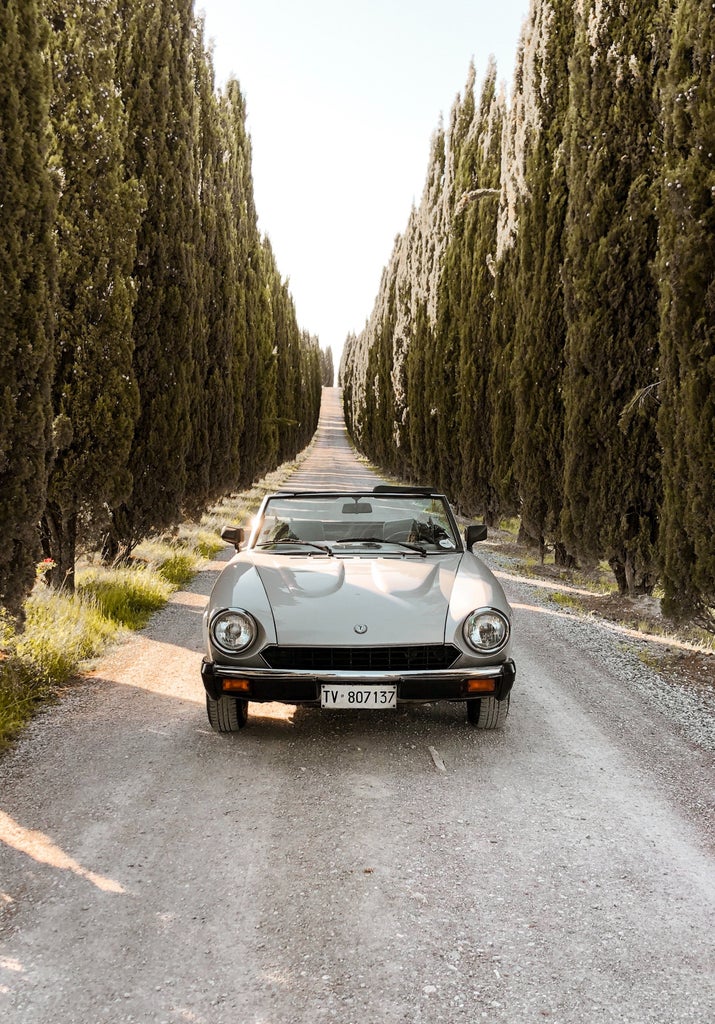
[201,659,516,703]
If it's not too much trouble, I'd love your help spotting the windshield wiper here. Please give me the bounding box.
[333,537,427,557]
[255,540,334,556]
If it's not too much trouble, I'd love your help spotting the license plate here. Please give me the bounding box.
[321,685,397,709]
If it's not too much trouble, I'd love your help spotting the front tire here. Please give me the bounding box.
[466,695,509,729]
[207,694,248,733]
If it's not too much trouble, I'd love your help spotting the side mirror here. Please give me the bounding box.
[465,524,487,551]
[221,526,245,551]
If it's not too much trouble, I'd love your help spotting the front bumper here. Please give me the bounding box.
[201,658,516,704]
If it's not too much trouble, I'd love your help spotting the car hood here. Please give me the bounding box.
[251,553,465,646]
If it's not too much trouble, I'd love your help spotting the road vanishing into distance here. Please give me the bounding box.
[1,388,714,1024]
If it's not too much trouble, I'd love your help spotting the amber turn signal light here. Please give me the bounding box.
[465,678,496,694]
[222,678,250,693]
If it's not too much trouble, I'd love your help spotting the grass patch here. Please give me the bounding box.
[15,587,120,685]
[156,552,198,588]
[0,564,174,747]
[76,566,173,630]
[637,649,663,670]
[498,517,520,538]
[0,656,51,752]
[550,592,585,612]
[184,529,224,559]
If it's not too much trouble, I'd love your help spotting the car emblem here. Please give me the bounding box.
[354,624,368,634]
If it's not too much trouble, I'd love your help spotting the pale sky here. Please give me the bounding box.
[197,1,530,364]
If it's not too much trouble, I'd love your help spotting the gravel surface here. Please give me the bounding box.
[1,388,714,1024]
[484,551,715,761]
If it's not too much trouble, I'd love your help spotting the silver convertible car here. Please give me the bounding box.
[201,487,515,732]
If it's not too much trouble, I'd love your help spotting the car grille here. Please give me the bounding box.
[260,644,461,672]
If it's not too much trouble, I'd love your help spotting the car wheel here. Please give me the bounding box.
[466,695,509,729]
[206,694,248,733]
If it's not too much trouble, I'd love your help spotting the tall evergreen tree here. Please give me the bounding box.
[433,65,478,498]
[110,0,200,557]
[562,0,665,594]
[368,285,399,472]
[319,346,334,387]
[451,61,504,520]
[405,298,436,482]
[490,29,532,520]
[0,0,55,620]
[488,253,519,516]
[272,270,301,463]
[657,0,715,627]
[340,333,358,420]
[302,333,322,442]
[219,80,278,487]
[192,35,245,503]
[181,19,214,518]
[42,0,141,589]
[244,235,279,480]
[510,0,575,561]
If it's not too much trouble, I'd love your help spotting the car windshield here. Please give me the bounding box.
[252,493,459,554]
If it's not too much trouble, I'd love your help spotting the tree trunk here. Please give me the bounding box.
[553,542,577,569]
[102,505,135,566]
[608,556,628,595]
[40,502,77,593]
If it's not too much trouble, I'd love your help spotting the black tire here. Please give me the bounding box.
[206,694,248,733]
[466,695,510,729]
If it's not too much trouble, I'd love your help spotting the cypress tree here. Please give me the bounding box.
[340,333,358,425]
[510,0,575,561]
[110,0,200,557]
[400,126,449,483]
[562,0,664,594]
[320,346,334,387]
[433,67,478,498]
[452,61,504,521]
[303,333,322,442]
[0,0,55,620]
[193,40,245,502]
[249,236,279,479]
[405,298,436,482]
[42,0,141,589]
[272,271,300,463]
[488,254,519,516]
[657,0,715,627]
[490,30,531,520]
[181,19,214,518]
[352,268,393,472]
[219,80,277,487]
[372,292,398,472]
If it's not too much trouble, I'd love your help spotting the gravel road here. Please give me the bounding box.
[1,388,714,1024]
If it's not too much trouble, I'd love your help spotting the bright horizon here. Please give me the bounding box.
[197,1,530,365]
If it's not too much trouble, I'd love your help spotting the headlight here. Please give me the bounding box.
[210,609,257,654]
[463,608,510,654]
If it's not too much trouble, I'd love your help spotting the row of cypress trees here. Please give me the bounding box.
[0,0,322,620]
[341,0,713,627]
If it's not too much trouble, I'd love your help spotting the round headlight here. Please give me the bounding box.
[211,609,257,654]
[463,608,510,654]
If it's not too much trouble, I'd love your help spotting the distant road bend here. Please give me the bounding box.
[1,387,714,1023]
